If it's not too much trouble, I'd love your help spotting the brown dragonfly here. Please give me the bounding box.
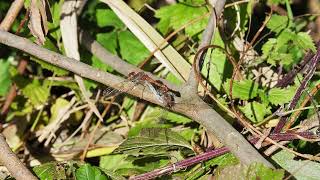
[103,71,180,108]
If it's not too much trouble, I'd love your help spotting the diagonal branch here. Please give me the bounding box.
[0,134,37,180]
[0,30,273,168]
[78,30,179,92]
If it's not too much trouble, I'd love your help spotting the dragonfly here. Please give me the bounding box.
[102,71,180,109]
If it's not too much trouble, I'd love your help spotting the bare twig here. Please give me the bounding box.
[0,0,24,31]
[0,134,37,180]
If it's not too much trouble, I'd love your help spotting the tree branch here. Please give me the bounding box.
[0,134,37,180]
[0,0,24,31]
[78,30,179,91]
[0,30,273,168]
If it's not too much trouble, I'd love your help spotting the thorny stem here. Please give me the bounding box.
[274,43,320,133]
[130,147,229,180]
[130,130,319,180]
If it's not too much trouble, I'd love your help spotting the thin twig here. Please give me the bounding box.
[0,134,37,180]
[0,0,24,31]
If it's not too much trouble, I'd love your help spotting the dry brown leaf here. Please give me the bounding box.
[28,0,51,45]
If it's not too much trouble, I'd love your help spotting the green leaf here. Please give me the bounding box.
[76,164,107,180]
[142,106,192,125]
[224,79,259,100]
[207,153,239,169]
[91,31,116,72]
[216,163,284,180]
[127,118,171,137]
[295,32,316,52]
[96,9,125,29]
[31,57,69,76]
[0,60,11,96]
[100,154,134,172]
[239,102,271,123]
[268,87,296,105]
[272,150,320,180]
[262,38,277,57]
[33,162,67,180]
[155,3,208,37]
[99,154,149,176]
[118,31,149,65]
[47,0,64,40]
[276,29,295,48]
[261,38,294,66]
[29,36,68,76]
[22,80,49,107]
[185,153,238,180]
[114,128,192,156]
[246,163,284,180]
[201,32,229,91]
[91,56,113,73]
[266,15,289,33]
[96,31,118,54]
[99,168,126,180]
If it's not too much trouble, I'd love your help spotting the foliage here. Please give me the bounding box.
[0,0,320,179]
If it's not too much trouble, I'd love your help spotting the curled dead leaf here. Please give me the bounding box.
[28,0,51,45]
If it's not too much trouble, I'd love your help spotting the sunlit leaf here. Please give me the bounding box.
[76,164,107,180]
[33,162,67,180]
[268,87,296,105]
[240,102,271,123]
[295,32,316,52]
[266,15,289,33]
[22,80,49,107]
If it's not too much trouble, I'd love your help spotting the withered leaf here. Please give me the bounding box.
[28,0,52,45]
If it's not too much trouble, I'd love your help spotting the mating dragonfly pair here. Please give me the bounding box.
[103,71,180,108]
